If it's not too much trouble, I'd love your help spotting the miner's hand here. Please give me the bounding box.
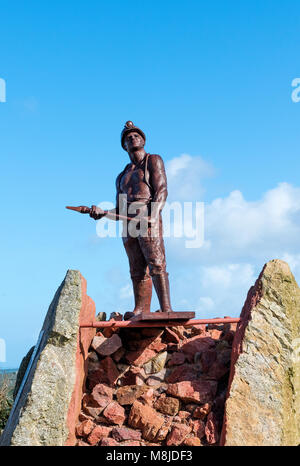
[89,205,106,220]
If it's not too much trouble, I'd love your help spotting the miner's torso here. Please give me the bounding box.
[119,158,152,203]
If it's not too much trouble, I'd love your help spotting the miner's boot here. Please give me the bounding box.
[152,272,173,313]
[124,277,152,320]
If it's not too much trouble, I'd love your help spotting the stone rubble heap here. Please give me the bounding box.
[75,317,236,446]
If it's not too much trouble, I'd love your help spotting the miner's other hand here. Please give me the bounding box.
[90,205,106,220]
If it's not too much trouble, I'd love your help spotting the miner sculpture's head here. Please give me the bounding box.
[121,121,146,153]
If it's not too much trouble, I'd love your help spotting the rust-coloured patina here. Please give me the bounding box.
[67,121,195,321]
[79,317,241,328]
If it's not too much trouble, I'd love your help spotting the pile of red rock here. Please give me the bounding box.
[75,317,236,447]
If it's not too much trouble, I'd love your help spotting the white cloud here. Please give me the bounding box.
[201,263,255,290]
[206,183,300,253]
[197,296,215,311]
[166,154,214,201]
[119,283,133,300]
[169,263,256,318]
[166,180,300,265]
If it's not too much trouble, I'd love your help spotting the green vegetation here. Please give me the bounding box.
[0,372,16,434]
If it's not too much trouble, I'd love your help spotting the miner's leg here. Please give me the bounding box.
[132,275,152,314]
[138,220,173,313]
[122,235,152,319]
[151,272,173,313]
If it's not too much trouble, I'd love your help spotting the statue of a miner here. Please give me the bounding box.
[90,121,173,320]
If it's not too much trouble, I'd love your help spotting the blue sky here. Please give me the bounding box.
[1,0,300,368]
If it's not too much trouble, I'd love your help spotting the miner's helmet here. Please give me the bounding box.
[121,121,146,150]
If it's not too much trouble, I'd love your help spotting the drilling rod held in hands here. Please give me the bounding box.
[65,205,140,222]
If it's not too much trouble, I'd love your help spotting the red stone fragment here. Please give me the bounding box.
[82,384,112,414]
[166,423,191,446]
[119,366,146,386]
[128,400,164,441]
[82,395,103,418]
[127,335,166,353]
[183,436,202,446]
[190,419,205,439]
[120,440,141,446]
[168,352,186,366]
[191,325,206,336]
[164,328,181,344]
[141,328,163,338]
[102,327,115,338]
[207,329,223,340]
[88,351,99,363]
[146,373,166,387]
[88,356,119,389]
[167,379,217,404]
[76,419,95,438]
[103,401,126,426]
[101,437,119,446]
[222,317,237,333]
[112,346,126,363]
[207,361,229,380]
[149,339,167,353]
[111,427,142,442]
[82,393,99,409]
[166,365,198,383]
[87,425,112,445]
[170,326,186,340]
[109,312,123,321]
[230,322,237,332]
[154,395,180,415]
[185,403,198,414]
[92,334,122,356]
[222,330,235,344]
[178,410,190,420]
[155,419,172,442]
[78,412,92,422]
[77,439,90,446]
[193,403,212,420]
[200,349,217,372]
[180,336,216,363]
[90,383,113,409]
[116,385,149,405]
[125,348,157,366]
[143,442,161,446]
[205,411,219,444]
[138,387,155,405]
[167,343,179,352]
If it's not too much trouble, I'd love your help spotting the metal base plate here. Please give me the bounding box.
[137,311,195,321]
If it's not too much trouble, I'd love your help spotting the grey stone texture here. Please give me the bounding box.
[0,270,91,446]
[222,260,300,446]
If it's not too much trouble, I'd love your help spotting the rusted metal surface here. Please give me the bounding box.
[139,311,195,321]
[66,205,138,223]
[80,317,241,328]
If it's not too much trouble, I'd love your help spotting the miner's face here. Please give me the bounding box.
[124,131,145,152]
